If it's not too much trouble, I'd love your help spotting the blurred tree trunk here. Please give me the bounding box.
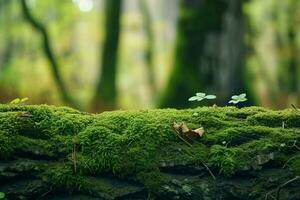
[201,0,255,106]
[93,0,122,111]
[160,0,253,108]
[246,0,300,108]
[20,0,77,108]
[0,0,14,71]
[159,0,226,108]
[277,1,300,107]
[138,0,157,95]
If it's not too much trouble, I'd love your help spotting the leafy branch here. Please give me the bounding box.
[20,0,77,108]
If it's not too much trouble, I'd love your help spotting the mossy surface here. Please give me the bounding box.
[0,104,299,199]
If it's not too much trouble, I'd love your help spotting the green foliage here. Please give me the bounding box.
[188,93,216,102]
[229,93,247,104]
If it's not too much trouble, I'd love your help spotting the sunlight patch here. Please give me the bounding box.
[73,0,94,12]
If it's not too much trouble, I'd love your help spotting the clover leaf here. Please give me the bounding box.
[229,93,247,104]
[188,92,216,102]
[10,97,29,105]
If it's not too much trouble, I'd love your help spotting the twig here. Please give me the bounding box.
[281,121,285,129]
[275,176,300,200]
[200,160,216,180]
[38,189,52,199]
[172,128,193,147]
[265,190,276,200]
[265,176,300,200]
[72,132,77,174]
[282,155,300,169]
[146,192,152,200]
[178,143,216,180]
[293,141,300,151]
[291,104,299,112]
[286,140,300,151]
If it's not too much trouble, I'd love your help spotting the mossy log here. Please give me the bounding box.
[0,105,299,200]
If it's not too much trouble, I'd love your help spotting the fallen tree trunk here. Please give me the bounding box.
[0,105,299,200]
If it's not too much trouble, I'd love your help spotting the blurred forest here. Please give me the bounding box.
[0,0,299,112]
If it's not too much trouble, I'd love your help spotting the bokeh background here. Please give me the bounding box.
[0,0,299,112]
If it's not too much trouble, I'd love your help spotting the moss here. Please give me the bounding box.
[289,158,300,175]
[209,145,241,176]
[248,109,300,127]
[0,104,299,196]
[43,166,87,192]
[14,136,58,160]
[0,130,15,159]
[0,112,20,159]
[248,169,297,199]
[225,106,268,119]
[204,126,270,146]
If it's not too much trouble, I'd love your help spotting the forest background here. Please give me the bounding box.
[0,0,299,112]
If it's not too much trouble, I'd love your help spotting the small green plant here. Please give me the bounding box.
[0,192,5,199]
[188,93,216,102]
[9,97,29,105]
[229,93,247,104]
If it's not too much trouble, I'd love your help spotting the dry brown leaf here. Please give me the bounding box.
[173,122,204,141]
[16,111,29,117]
[192,127,204,137]
[181,123,190,133]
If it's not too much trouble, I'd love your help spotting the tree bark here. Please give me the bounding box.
[138,0,157,95]
[0,105,299,199]
[93,0,122,111]
[0,0,14,71]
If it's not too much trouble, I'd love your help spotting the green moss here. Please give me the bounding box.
[209,145,240,176]
[0,104,299,194]
[248,109,300,127]
[43,166,87,191]
[0,112,20,159]
[225,106,268,119]
[289,158,300,175]
[0,130,14,159]
[204,126,269,146]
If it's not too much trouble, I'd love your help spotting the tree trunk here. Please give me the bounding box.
[277,1,299,107]
[160,0,253,108]
[93,0,122,111]
[245,0,300,108]
[0,104,299,199]
[0,0,14,71]
[138,0,157,95]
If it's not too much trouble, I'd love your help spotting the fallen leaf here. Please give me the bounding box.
[16,111,28,117]
[173,122,204,141]
[192,127,204,137]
